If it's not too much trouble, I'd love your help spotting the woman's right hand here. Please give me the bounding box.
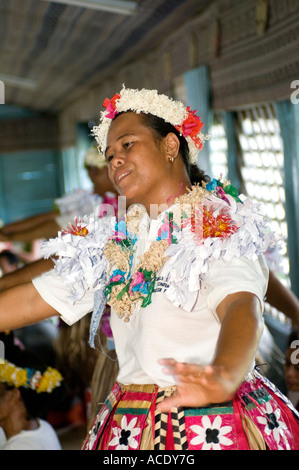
[156,359,237,412]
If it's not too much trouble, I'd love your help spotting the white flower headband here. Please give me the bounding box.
[91,86,207,164]
[84,146,107,169]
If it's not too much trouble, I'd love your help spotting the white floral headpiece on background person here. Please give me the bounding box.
[91,86,208,164]
[84,145,107,169]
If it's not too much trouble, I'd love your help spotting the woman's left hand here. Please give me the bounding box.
[156,358,238,413]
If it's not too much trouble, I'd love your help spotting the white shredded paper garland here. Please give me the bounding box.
[42,193,279,313]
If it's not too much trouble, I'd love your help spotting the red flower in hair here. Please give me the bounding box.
[175,107,204,150]
[103,93,121,119]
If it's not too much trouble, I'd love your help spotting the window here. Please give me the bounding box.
[209,112,228,179]
[209,105,291,323]
[235,105,290,323]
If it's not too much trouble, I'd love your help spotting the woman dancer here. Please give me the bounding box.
[0,86,298,450]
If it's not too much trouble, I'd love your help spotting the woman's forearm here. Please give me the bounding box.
[5,220,61,242]
[266,270,299,325]
[0,211,58,235]
[0,282,58,331]
[155,292,264,412]
[214,291,263,387]
[0,258,54,292]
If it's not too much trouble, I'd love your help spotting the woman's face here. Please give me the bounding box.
[284,346,299,391]
[105,112,178,209]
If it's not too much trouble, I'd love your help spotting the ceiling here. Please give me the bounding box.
[0,0,210,114]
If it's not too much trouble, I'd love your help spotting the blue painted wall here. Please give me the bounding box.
[0,105,64,224]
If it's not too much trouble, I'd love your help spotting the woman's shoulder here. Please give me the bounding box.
[41,212,115,258]
[162,179,278,275]
[163,179,276,248]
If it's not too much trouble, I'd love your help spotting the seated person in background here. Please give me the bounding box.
[0,332,65,450]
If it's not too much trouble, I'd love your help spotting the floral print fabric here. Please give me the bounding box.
[83,370,299,450]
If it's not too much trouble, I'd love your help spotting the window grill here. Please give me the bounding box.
[209,105,291,323]
[209,112,228,180]
[235,104,290,323]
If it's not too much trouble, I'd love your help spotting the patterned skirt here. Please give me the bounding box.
[82,370,299,450]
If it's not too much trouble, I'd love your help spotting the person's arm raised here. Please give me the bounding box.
[0,220,61,243]
[0,258,54,292]
[266,270,299,331]
[0,282,58,332]
[0,211,58,236]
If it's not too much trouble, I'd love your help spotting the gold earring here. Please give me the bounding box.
[169,157,175,163]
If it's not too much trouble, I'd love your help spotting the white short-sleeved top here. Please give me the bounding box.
[0,419,61,450]
[33,209,269,387]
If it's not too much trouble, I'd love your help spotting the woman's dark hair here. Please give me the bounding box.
[0,250,19,265]
[114,111,210,186]
[0,333,67,419]
[288,329,298,347]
